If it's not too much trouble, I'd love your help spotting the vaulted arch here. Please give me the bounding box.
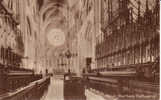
[37,0,78,62]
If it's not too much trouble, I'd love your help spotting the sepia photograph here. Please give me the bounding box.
[0,0,159,100]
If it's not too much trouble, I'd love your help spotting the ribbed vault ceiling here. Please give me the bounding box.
[39,0,73,60]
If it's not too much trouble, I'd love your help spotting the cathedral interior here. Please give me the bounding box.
[0,0,159,100]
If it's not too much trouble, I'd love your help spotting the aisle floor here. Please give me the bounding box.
[42,77,106,100]
[43,77,64,100]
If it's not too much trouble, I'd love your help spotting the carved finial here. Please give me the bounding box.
[146,0,149,11]
[137,0,141,17]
